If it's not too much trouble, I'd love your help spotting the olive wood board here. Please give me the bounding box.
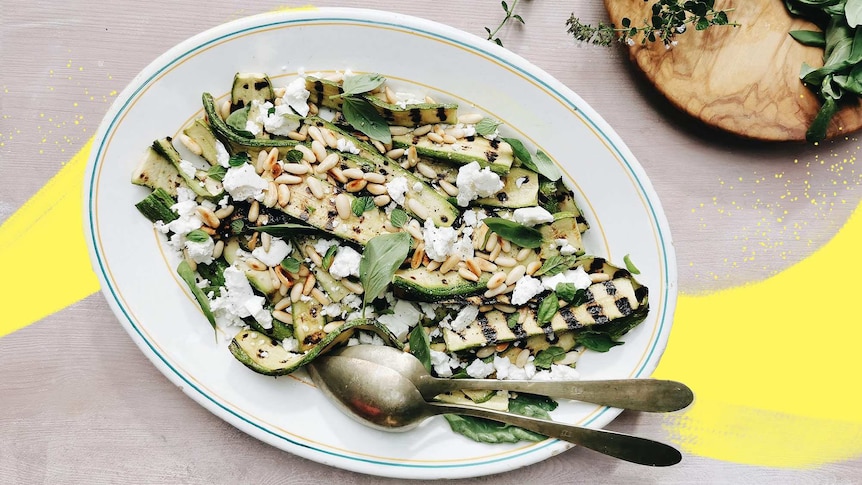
[604,0,862,141]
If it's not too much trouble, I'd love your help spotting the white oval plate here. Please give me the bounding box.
[84,8,677,479]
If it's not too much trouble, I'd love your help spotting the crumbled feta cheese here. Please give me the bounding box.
[210,265,272,329]
[322,303,344,318]
[377,300,422,340]
[262,104,301,136]
[541,267,593,292]
[422,219,458,262]
[394,92,424,109]
[358,331,386,346]
[493,354,537,380]
[430,350,461,378]
[313,238,338,256]
[532,364,581,381]
[463,124,477,138]
[465,358,495,379]
[251,238,292,267]
[244,119,262,136]
[222,164,267,202]
[336,137,361,155]
[185,238,214,265]
[512,207,554,227]
[329,246,362,279]
[450,305,479,332]
[511,276,545,305]
[559,243,578,256]
[455,162,503,207]
[282,77,310,116]
[482,127,500,141]
[386,176,409,205]
[412,181,423,193]
[342,293,362,309]
[156,188,203,242]
[419,302,438,320]
[178,159,197,178]
[282,338,299,353]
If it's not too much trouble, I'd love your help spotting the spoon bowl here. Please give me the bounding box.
[334,345,694,412]
[307,354,683,466]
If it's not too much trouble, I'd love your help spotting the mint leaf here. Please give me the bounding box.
[281,257,301,274]
[352,196,375,217]
[207,165,227,181]
[285,149,304,163]
[390,208,409,228]
[342,96,392,143]
[475,117,501,136]
[506,312,519,329]
[533,255,577,277]
[533,346,566,369]
[228,152,250,167]
[341,73,386,95]
[186,229,210,243]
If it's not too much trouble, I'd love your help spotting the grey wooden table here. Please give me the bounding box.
[1,1,859,483]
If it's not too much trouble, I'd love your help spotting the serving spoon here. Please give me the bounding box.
[306,354,682,466]
[334,345,694,412]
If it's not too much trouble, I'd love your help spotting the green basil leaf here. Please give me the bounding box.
[537,292,558,325]
[502,137,535,170]
[281,256,301,274]
[482,217,544,249]
[225,105,253,136]
[341,73,386,95]
[577,332,624,353]
[342,96,392,143]
[322,244,338,271]
[506,312,520,329]
[207,165,227,181]
[252,222,317,237]
[228,152,250,167]
[534,149,563,182]
[789,29,827,48]
[285,149,304,163]
[359,232,412,310]
[533,255,577,276]
[186,229,210,243]
[390,208,409,228]
[533,346,566,369]
[408,325,433,374]
[623,254,641,275]
[352,196,376,217]
[556,283,588,306]
[475,117,501,136]
[443,393,558,444]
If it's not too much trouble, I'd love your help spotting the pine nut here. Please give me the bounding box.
[305,245,323,267]
[371,139,386,154]
[487,271,507,289]
[274,173,303,184]
[340,279,364,294]
[212,240,225,259]
[246,258,267,271]
[335,193,352,220]
[321,128,338,148]
[478,305,494,312]
[425,95,436,104]
[298,265,310,277]
[373,194,391,206]
[590,272,612,283]
[248,200,260,223]
[489,243,502,261]
[287,131,307,141]
[246,232,258,251]
[475,346,496,359]
[302,274,316,295]
[445,127,465,139]
[307,176,325,199]
[413,124,432,136]
[274,297,292,311]
[311,287,330,305]
[389,125,411,136]
[526,260,542,275]
[366,183,387,195]
[495,342,510,352]
[473,224,488,249]
[416,162,436,179]
[440,254,460,274]
[439,179,459,196]
[323,321,344,334]
[426,260,441,271]
[485,234,498,252]
[213,205,234,219]
[407,146,418,166]
[363,172,386,184]
[458,267,479,282]
[307,125,325,145]
[290,279,305,302]
[384,85,397,104]
[311,140,328,162]
[515,348,531,368]
[199,226,216,236]
[273,310,293,324]
[295,144,316,164]
[263,182,278,208]
[261,231,272,253]
[506,265,526,285]
[458,113,483,124]
[499,238,512,253]
[442,134,457,144]
[407,198,430,220]
[283,163,310,175]
[494,304,517,313]
[277,184,291,207]
[219,100,231,120]
[265,147,279,172]
[516,247,532,262]
[427,132,444,144]
[269,266,280,290]
[273,87,286,97]
[385,148,405,160]
[308,102,319,115]
[465,258,482,277]
[329,166,348,184]
[345,179,367,192]
[405,222,424,241]
[178,133,202,156]
[255,150,268,174]
[484,284,508,298]
[475,258,498,272]
[342,168,364,179]
[274,266,293,286]
[315,153,340,173]
[411,243,425,269]
[196,206,220,228]
[557,350,582,366]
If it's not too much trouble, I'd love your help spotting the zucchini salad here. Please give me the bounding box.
[132,71,649,443]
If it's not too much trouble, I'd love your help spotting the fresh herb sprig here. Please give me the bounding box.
[566,0,737,47]
[358,232,412,315]
[330,73,392,143]
[485,0,527,47]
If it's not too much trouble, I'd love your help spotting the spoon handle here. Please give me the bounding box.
[429,402,681,466]
[422,377,693,412]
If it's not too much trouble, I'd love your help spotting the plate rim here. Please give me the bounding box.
[83,7,678,479]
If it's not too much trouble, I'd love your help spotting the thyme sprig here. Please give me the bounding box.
[567,0,737,47]
[485,0,526,47]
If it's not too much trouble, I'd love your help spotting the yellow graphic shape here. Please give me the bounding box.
[654,199,862,467]
[2,136,862,468]
[0,139,99,337]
